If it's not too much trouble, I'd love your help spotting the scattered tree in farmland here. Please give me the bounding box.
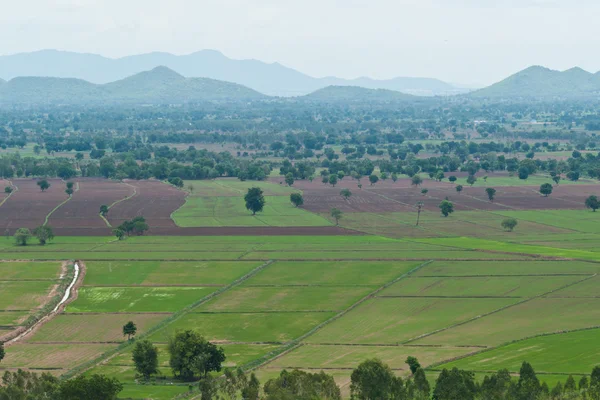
[391,173,398,183]
[466,175,477,186]
[405,356,421,374]
[456,184,463,193]
[552,175,560,185]
[501,218,518,232]
[264,369,341,400]
[329,174,338,187]
[411,175,423,187]
[122,321,137,340]
[421,188,428,196]
[368,174,379,185]
[449,176,457,183]
[0,342,4,363]
[290,193,304,207]
[285,173,294,186]
[244,187,266,215]
[381,172,388,181]
[168,330,225,381]
[168,177,184,188]
[65,181,74,196]
[188,184,195,194]
[416,201,424,226]
[435,170,445,181]
[518,167,530,180]
[99,205,109,216]
[351,359,406,400]
[585,195,600,212]
[439,200,454,217]
[539,183,553,197]
[322,176,329,185]
[330,208,343,225]
[132,340,159,380]
[37,179,50,192]
[33,225,54,245]
[4,186,12,193]
[113,228,125,240]
[485,187,496,202]
[340,188,352,200]
[14,228,32,246]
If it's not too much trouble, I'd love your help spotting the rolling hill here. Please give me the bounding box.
[0,49,467,97]
[470,66,600,99]
[301,85,420,103]
[0,66,266,106]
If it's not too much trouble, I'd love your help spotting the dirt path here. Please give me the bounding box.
[5,261,86,346]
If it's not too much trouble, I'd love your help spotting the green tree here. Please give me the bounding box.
[586,195,600,212]
[456,184,464,193]
[552,175,561,185]
[33,225,54,245]
[501,218,518,232]
[198,374,219,400]
[113,228,125,240]
[0,369,60,398]
[579,375,589,391]
[421,188,428,196]
[37,179,50,192]
[416,201,424,226]
[285,173,295,186]
[518,167,530,180]
[516,361,541,400]
[439,200,454,217]
[486,187,497,202]
[14,228,32,246]
[413,368,430,399]
[466,175,477,186]
[244,187,266,215]
[330,208,343,226]
[264,369,341,400]
[411,175,423,187]
[58,374,123,400]
[432,368,477,400]
[340,188,352,200]
[350,358,406,400]
[290,193,304,207]
[99,205,109,216]
[449,176,457,183]
[406,356,421,374]
[480,369,513,400]
[329,174,338,187]
[168,330,225,381]
[564,374,577,394]
[539,183,553,197]
[122,321,137,340]
[391,173,398,183]
[241,372,260,400]
[589,366,600,400]
[369,174,379,185]
[4,186,12,194]
[132,340,159,380]
[435,170,445,181]
[0,342,4,363]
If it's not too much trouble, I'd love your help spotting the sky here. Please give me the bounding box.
[1,0,599,86]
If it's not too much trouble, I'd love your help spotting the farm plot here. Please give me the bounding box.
[412,260,600,276]
[0,179,68,231]
[47,178,134,231]
[414,297,600,347]
[107,180,186,230]
[438,328,600,374]
[305,297,518,345]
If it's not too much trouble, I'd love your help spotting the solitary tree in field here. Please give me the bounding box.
[411,175,423,187]
[416,202,424,226]
[421,188,428,196]
[448,176,457,183]
[501,218,518,232]
[330,208,343,226]
[485,188,497,202]
[368,174,379,186]
[123,321,137,340]
[539,183,553,197]
[244,187,266,215]
[466,175,477,186]
[405,356,421,375]
[329,174,338,187]
[99,205,109,216]
[290,193,304,208]
[188,184,195,194]
[585,195,600,212]
[456,185,464,194]
[37,179,50,192]
[4,186,12,194]
[439,200,454,217]
[552,175,561,185]
[285,173,294,187]
[33,225,54,245]
[65,181,74,196]
[14,228,32,246]
[340,188,352,200]
[132,339,159,380]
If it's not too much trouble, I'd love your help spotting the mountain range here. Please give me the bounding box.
[0,49,468,97]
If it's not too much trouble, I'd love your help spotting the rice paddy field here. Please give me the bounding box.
[2,177,600,399]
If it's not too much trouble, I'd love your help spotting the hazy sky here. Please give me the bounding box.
[2,0,599,85]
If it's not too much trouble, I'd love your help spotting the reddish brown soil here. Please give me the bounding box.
[0,179,68,233]
[107,180,186,229]
[48,178,135,229]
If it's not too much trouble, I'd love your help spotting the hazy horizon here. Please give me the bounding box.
[2,0,599,86]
